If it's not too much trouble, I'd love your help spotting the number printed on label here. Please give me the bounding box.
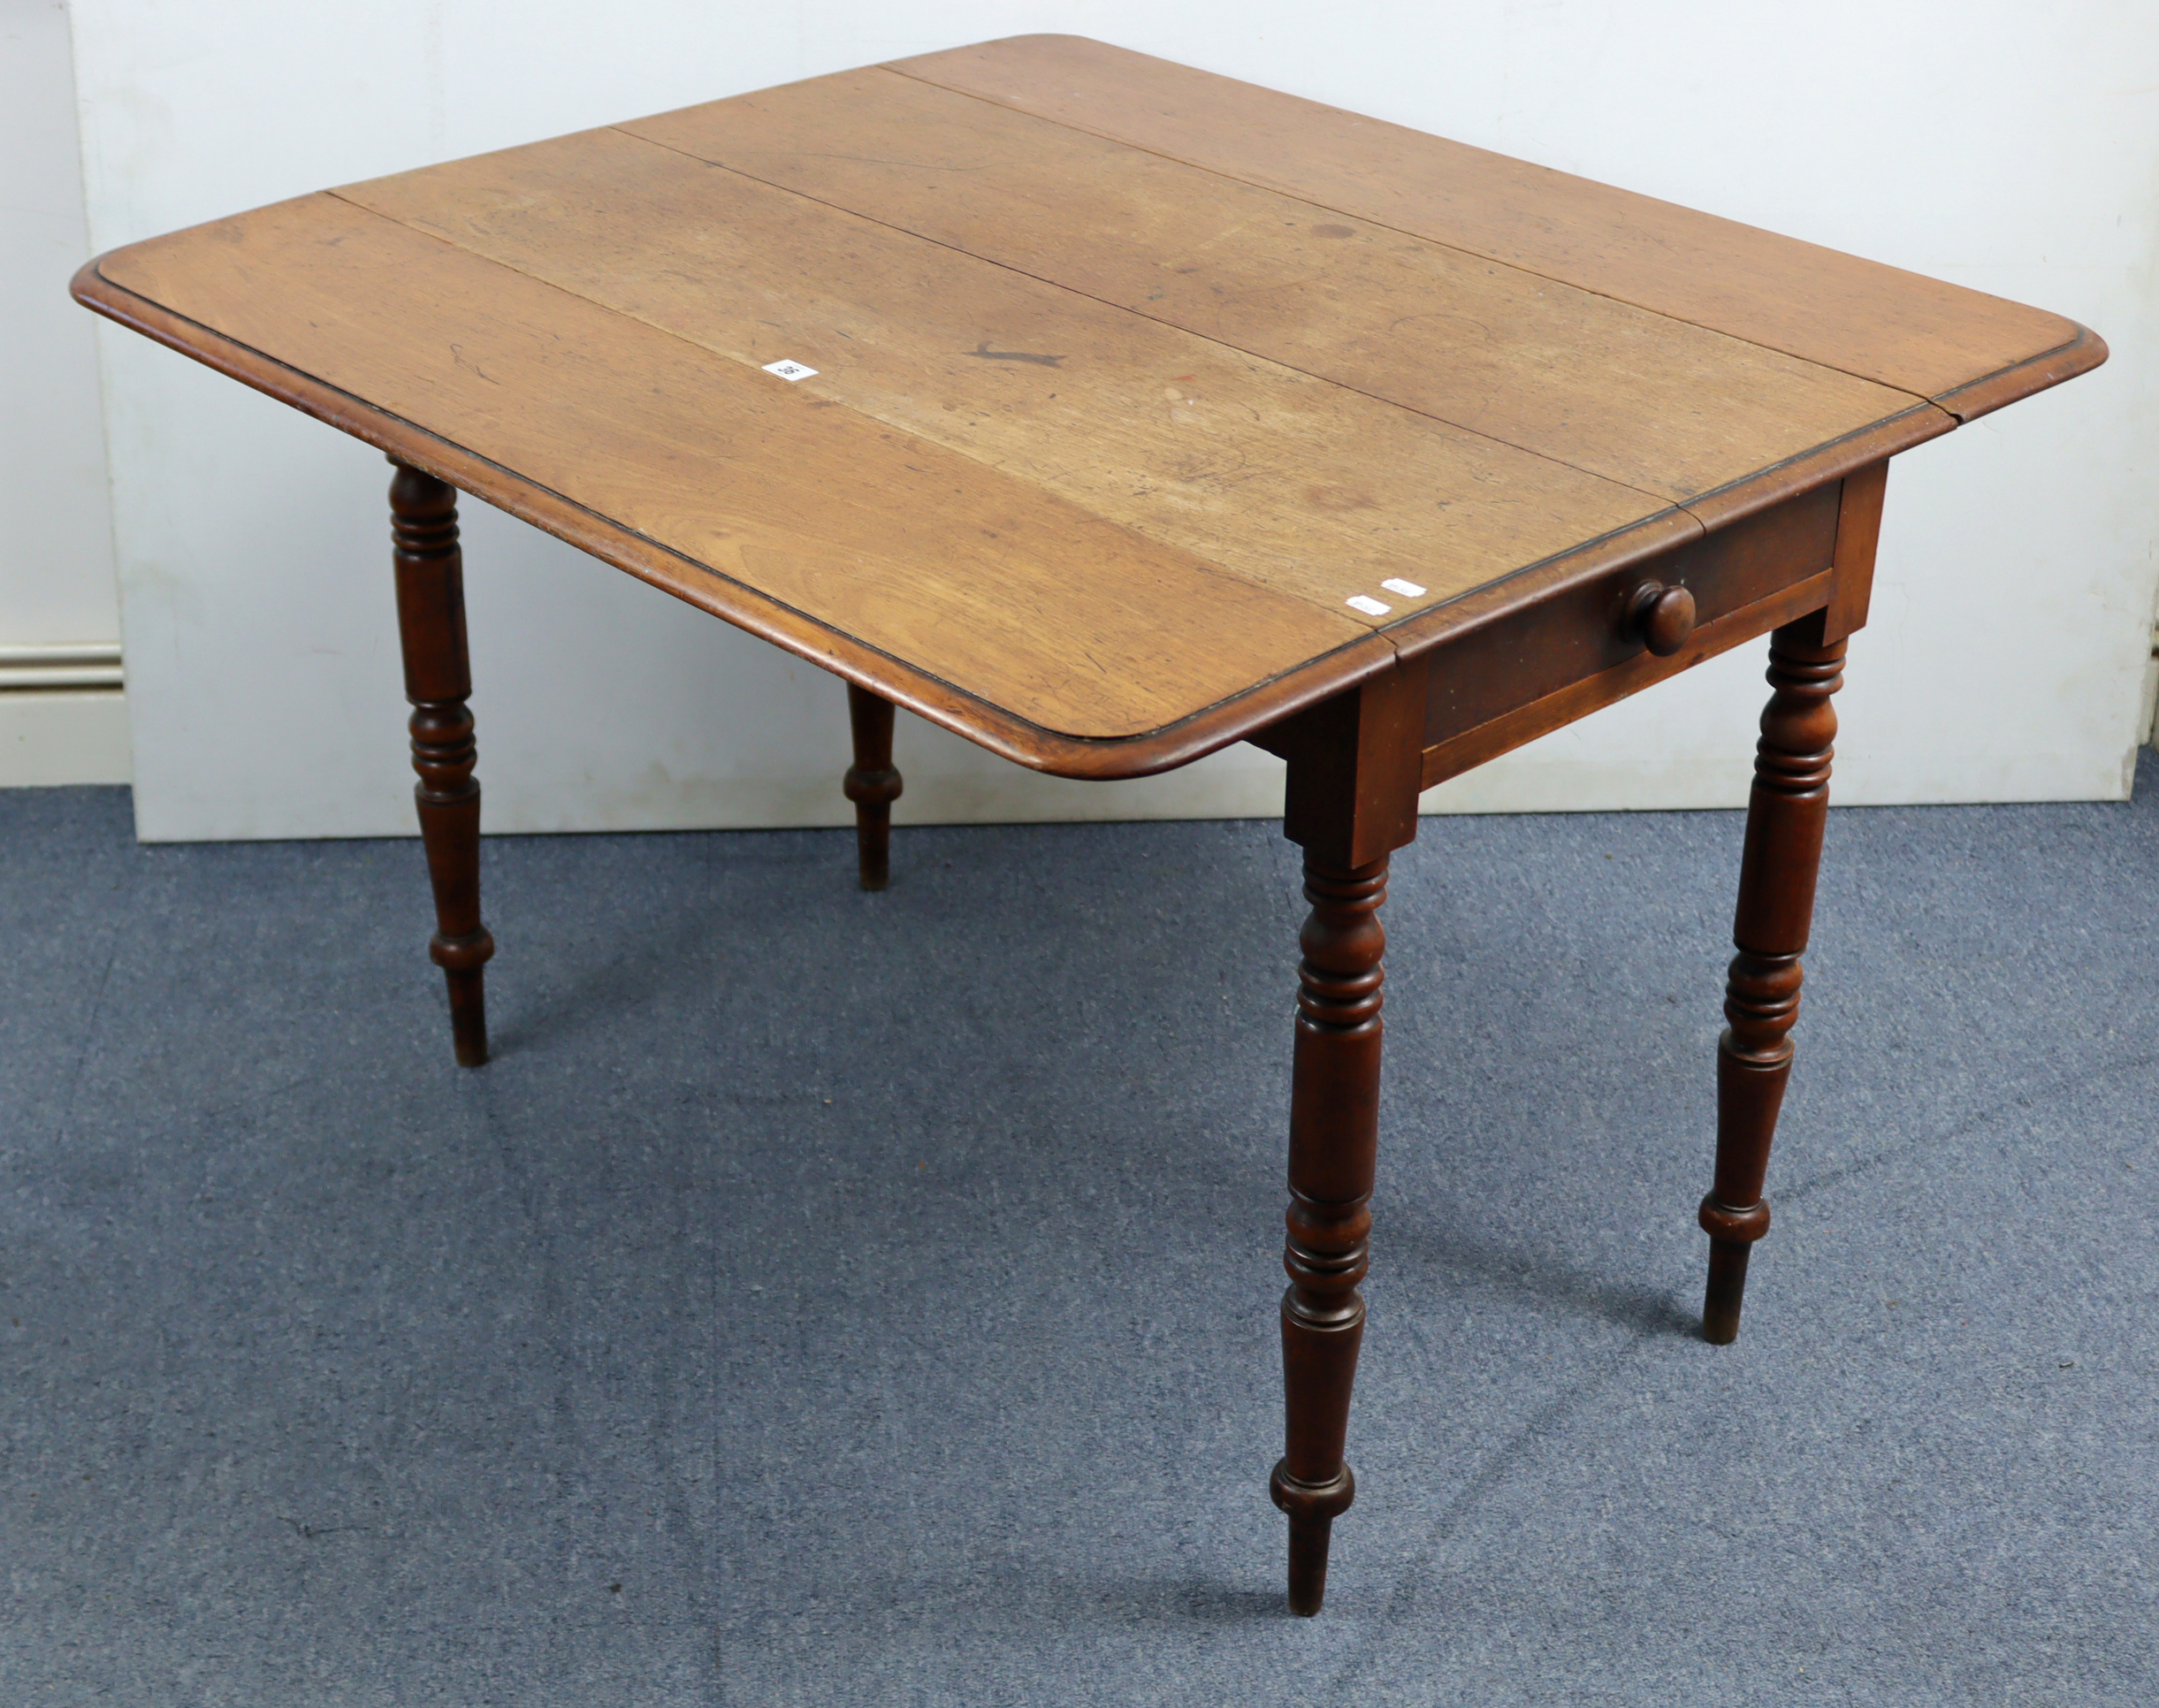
[762,359,818,381]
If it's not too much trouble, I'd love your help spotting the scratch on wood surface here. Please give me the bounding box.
[964,341,1064,367]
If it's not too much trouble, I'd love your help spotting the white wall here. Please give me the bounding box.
[68,1,2159,840]
[1,0,128,785]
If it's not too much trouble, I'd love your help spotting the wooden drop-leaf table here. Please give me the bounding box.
[74,35,2104,1615]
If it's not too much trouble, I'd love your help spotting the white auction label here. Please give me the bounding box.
[762,360,818,381]
[1346,595,1391,616]
[1380,578,1427,598]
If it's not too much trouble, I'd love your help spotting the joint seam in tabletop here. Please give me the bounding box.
[80,61,1991,770]
[323,123,1946,666]
[1271,404,1945,667]
[1928,326,2110,423]
[73,260,1419,779]
[883,55,2102,418]
[72,248,1829,766]
[321,170,1675,629]
[81,199,1406,743]
[77,246,1728,777]
[601,119,1939,533]
[572,129,1692,523]
[868,63,1951,409]
[1648,401,1951,536]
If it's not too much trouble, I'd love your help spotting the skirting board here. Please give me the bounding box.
[0,690,133,786]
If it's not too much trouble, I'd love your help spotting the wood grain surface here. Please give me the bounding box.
[73,34,2105,771]
[93,195,1366,741]
[341,126,1676,626]
[623,70,1926,508]
[75,255,1421,779]
[895,35,2104,412]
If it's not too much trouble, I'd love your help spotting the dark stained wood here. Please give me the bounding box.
[1265,666,1423,1613]
[1700,613,1847,1344]
[1257,699,1409,1626]
[1260,662,1427,869]
[1629,582,1697,657]
[1273,851,1387,1617]
[1413,481,1842,783]
[843,683,902,890]
[1824,461,1889,644]
[1418,571,1832,790]
[895,35,2106,412]
[390,461,492,1067]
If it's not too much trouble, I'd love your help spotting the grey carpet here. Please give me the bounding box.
[3,760,2155,1705]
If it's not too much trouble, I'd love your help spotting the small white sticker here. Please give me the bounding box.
[1346,594,1391,616]
[762,359,818,381]
[1380,578,1427,599]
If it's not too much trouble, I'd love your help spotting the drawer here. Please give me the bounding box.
[1418,478,1850,786]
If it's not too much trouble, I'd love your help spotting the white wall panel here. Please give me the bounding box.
[69,2,2159,838]
[2,0,129,784]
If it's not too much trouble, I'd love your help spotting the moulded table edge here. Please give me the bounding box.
[1932,324,2109,423]
[72,256,1422,782]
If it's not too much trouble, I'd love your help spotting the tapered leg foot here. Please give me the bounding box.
[1272,1461,1354,1615]
[843,683,902,890]
[437,944,492,1068]
[1700,1239,1753,1346]
[1285,1514,1332,1617]
[1698,614,1844,1340]
[391,459,493,1066]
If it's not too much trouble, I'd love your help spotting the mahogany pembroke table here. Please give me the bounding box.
[73,36,2106,1614]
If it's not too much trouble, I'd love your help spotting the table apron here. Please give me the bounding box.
[1415,477,1854,790]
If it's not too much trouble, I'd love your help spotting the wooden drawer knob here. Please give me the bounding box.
[1627,581,1697,656]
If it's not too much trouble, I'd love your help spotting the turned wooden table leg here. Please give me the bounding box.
[1700,611,1846,1342]
[843,682,902,890]
[390,459,493,1066]
[1255,663,1424,1614]
[1273,851,1388,1613]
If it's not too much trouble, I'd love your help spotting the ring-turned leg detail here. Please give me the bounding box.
[843,683,902,891]
[390,460,493,1067]
[1271,853,1388,1615]
[1700,612,1846,1343]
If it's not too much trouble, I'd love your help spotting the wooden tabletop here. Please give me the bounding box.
[74,34,2102,777]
